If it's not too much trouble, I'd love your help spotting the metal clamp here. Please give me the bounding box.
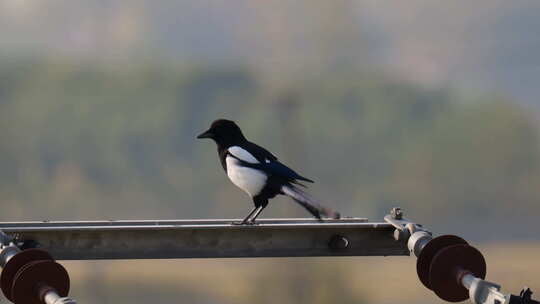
[462,273,506,304]
[384,207,432,257]
[463,274,540,304]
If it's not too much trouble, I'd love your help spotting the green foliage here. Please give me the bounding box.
[0,58,538,224]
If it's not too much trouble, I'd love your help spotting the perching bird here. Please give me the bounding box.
[197,119,340,224]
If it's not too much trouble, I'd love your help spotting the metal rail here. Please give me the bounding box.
[0,218,408,260]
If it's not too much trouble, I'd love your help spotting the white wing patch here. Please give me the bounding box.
[226,146,267,197]
[228,146,259,163]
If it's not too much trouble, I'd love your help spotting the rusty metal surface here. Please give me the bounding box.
[0,218,409,260]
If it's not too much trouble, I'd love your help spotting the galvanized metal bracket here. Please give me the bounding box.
[384,207,432,257]
[384,207,431,241]
[0,218,409,260]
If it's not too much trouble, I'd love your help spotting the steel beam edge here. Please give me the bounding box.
[0,218,409,260]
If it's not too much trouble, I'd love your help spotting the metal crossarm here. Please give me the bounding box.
[1,210,537,304]
[0,218,408,260]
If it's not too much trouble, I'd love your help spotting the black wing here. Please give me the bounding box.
[240,141,278,163]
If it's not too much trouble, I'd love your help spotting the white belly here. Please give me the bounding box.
[226,156,267,197]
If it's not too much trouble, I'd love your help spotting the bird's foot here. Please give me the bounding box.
[231,220,257,226]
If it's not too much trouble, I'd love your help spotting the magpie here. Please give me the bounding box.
[197,119,340,224]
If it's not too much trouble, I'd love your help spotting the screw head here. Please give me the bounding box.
[328,235,349,250]
[391,207,403,220]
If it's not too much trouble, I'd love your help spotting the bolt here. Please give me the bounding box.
[394,228,410,242]
[328,235,349,250]
[391,207,403,220]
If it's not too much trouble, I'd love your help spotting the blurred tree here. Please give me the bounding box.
[0,58,538,228]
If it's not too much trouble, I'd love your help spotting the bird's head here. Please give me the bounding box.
[197,119,246,147]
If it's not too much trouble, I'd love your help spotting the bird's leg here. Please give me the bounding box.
[246,205,266,224]
[231,207,259,225]
[243,206,263,225]
[232,197,268,225]
[245,197,268,224]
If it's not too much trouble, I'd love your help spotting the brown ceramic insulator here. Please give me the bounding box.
[11,260,70,304]
[0,249,53,301]
[429,244,486,302]
[416,235,468,290]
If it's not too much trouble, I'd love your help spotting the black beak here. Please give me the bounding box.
[197,130,213,139]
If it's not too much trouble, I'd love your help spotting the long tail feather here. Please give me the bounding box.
[281,185,340,220]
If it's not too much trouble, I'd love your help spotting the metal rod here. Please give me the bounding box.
[0,218,409,260]
[43,289,76,304]
[461,272,476,290]
[459,272,507,304]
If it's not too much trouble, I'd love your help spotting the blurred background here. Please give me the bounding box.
[1,0,539,303]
